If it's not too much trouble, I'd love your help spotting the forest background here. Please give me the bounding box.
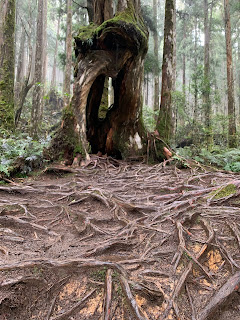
[0,0,240,177]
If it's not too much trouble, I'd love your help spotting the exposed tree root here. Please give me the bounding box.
[198,271,240,320]
[0,159,240,319]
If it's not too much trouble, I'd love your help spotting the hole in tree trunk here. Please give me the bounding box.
[86,74,121,158]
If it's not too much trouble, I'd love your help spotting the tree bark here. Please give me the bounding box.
[193,16,198,125]
[0,0,15,131]
[203,0,213,148]
[15,26,26,103]
[40,0,48,120]
[87,0,94,23]
[63,0,72,106]
[48,0,148,161]
[238,30,240,121]
[51,13,61,89]
[31,0,44,138]
[224,0,237,148]
[15,0,34,127]
[153,0,159,117]
[156,0,176,146]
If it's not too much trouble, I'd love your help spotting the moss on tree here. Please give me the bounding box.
[0,0,15,132]
[44,104,84,163]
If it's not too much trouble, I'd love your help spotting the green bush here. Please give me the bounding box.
[0,133,50,176]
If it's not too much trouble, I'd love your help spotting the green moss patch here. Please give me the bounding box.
[210,184,237,200]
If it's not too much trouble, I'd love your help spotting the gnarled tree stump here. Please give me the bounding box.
[48,1,148,162]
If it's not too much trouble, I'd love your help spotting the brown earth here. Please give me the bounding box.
[0,156,240,320]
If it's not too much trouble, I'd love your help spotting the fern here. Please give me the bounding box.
[0,134,50,176]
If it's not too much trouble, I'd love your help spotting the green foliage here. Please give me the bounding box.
[141,5,156,32]
[142,105,158,132]
[178,147,240,172]
[210,184,237,199]
[144,52,160,74]
[0,133,50,176]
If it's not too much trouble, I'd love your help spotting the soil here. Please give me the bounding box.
[0,156,240,320]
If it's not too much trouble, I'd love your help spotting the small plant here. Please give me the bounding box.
[90,267,107,282]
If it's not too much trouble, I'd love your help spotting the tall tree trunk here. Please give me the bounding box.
[51,13,61,89]
[0,0,15,131]
[156,0,176,145]
[31,0,44,138]
[15,0,34,127]
[224,0,237,148]
[203,0,213,148]
[40,0,48,119]
[238,33,240,120]
[153,0,159,117]
[15,26,25,103]
[48,0,148,162]
[87,0,94,22]
[193,16,198,126]
[63,0,72,106]
[15,27,34,127]
[182,15,186,101]
[94,0,113,24]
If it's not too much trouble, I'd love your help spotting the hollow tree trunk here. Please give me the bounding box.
[72,0,148,159]
[47,0,148,162]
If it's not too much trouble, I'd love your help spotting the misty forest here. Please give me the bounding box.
[0,0,240,319]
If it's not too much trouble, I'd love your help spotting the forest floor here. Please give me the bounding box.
[0,156,240,320]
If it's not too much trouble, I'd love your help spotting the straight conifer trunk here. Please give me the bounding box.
[63,0,72,106]
[224,0,237,148]
[31,0,44,138]
[153,0,159,116]
[51,14,61,89]
[156,0,176,145]
[203,0,213,148]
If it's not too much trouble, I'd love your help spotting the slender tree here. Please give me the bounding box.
[51,9,61,89]
[0,0,16,131]
[40,0,48,120]
[203,0,213,148]
[156,0,176,145]
[31,0,44,138]
[153,0,159,116]
[63,0,73,106]
[224,0,237,147]
[15,0,34,126]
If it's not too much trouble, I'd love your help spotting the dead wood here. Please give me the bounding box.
[103,269,113,320]
[0,216,58,236]
[198,271,240,320]
[119,275,147,320]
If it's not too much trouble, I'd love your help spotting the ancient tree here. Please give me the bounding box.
[49,0,148,161]
[224,0,237,148]
[0,0,15,131]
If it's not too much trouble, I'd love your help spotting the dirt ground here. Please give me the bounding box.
[0,156,240,320]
